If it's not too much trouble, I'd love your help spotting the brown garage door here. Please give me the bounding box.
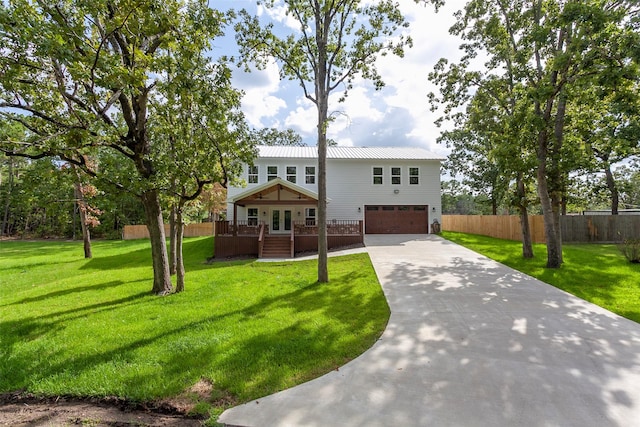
[364,205,429,234]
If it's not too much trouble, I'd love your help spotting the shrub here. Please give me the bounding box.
[618,238,640,263]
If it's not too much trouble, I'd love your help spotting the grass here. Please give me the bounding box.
[0,237,389,419]
[441,231,640,323]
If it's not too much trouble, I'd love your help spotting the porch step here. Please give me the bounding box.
[261,236,292,258]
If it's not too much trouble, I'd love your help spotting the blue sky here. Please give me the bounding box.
[212,0,468,157]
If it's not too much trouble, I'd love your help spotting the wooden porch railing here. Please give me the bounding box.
[293,220,362,236]
[215,220,265,236]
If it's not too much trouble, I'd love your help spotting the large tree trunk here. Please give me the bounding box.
[175,205,185,293]
[1,158,13,237]
[74,182,92,258]
[516,173,534,259]
[141,189,173,295]
[536,105,562,268]
[604,163,619,215]
[317,97,329,283]
[316,32,329,283]
[168,205,177,275]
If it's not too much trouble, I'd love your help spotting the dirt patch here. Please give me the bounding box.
[0,401,203,426]
[0,381,237,426]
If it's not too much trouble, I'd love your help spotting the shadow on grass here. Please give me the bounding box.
[2,280,130,308]
[0,260,387,404]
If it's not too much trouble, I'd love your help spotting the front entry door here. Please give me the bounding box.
[271,209,293,234]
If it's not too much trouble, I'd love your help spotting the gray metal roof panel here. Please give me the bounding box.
[257,146,444,160]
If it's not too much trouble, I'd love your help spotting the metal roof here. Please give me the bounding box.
[257,146,445,160]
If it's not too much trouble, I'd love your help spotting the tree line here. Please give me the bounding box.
[429,0,639,266]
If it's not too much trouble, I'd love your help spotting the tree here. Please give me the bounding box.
[571,83,640,214]
[253,128,305,146]
[71,165,101,258]
[236,0,412,282]
[0,0,229,294]
[429,0,637,267]
[150,42,253,292]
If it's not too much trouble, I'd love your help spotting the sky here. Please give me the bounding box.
[212,0,469,157]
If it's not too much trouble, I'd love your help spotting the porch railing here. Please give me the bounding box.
[294,220,362,236]
[215,220,267,236]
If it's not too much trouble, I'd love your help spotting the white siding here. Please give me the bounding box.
[325,159,442,224]
[227,154,442,229]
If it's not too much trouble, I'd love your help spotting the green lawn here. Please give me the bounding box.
[442,231,640,323]
[0,237,389,418]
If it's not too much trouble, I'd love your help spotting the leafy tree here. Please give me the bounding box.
[0,0,231,294]
[235,0,412,282]
[571,83,640,214]
[150,41,253,292]
[429,0,637,267]
[253,128,305,146]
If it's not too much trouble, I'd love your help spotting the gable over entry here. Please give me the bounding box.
[229,178,321,230]
[230,177,319,207]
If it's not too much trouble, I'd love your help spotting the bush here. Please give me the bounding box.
[618,239,640,263]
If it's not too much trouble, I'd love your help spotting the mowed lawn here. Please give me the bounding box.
[0,237,389,411]
[442,231,640,323]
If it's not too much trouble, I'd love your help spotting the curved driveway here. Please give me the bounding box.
[219,235,640,426]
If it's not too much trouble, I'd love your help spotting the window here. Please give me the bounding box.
[286,166,297,183]
[248,165,258,184]
[366,206,379,211]
[305,208,316,226]
[409,167,419,185]
[305,166,316,184]
[247,208,258,226]
[373,167,383,185]
[382,206,395,211]
[267,166,278,181]
[391,167,401,185]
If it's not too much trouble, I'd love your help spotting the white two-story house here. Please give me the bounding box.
[215,145,443,258]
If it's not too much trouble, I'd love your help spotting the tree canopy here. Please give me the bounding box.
[235,0,413,282]
[0,0,252,294]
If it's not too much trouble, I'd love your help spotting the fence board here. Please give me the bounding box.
[442,215,640,243]
[123,223,214,240]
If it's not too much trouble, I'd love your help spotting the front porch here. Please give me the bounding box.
[214,220,364,259]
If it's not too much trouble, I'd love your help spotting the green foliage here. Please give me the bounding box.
[252,128,305,147]
[0,237,389,414]
[235,0,414,282]
[430,0,639,267]
[618,239,640,264]
[442,231,640,323]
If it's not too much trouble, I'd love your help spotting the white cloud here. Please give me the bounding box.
[232,59,287,128]
[257,1,302,31]
[224,0,469,155]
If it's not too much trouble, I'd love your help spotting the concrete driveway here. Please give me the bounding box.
[218,234,640,426]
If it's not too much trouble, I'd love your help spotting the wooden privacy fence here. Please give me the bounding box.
[123,223,214,240]
[442,215,640,243]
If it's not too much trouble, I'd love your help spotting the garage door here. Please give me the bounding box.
[364,205,429,234]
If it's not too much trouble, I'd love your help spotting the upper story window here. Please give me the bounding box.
[248,165,258,184]
[286,166,297,183]
[391,167,401,185]
[267,166,278,181]
[409,167,419,185]
[372,167,383,185]
[305,166,316,184]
